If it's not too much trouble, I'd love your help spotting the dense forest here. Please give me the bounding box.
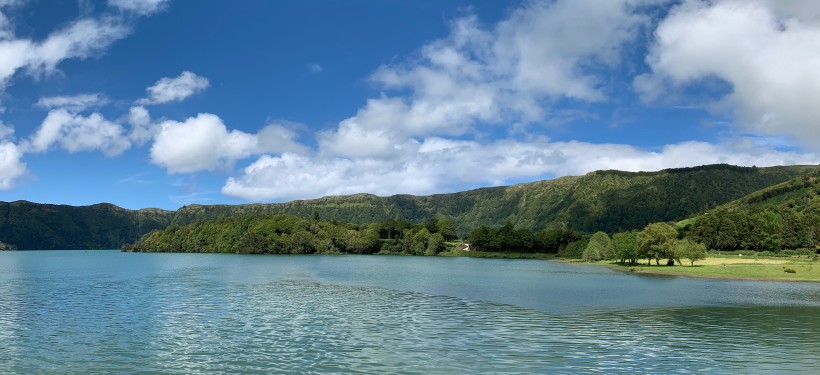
[0,201,173,250]
[683,173,820,252]
[170,164,817,234]
[2,164,819,250]
[125,215,462,256]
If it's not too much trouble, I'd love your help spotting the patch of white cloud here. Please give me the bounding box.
[25,109,131,156]
[0,120,13,140]
[137,71,209,105]
[107,0,169,16]
[0,0,167,92]
[0,140,26,189]
[36,93,107,111]
[126,105,155,145]
[636,0,820,148]
[218,0,820,202]
[307,63,323,73]
[319,0,662,160]
[150,114,306,174]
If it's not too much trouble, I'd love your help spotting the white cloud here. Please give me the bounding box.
[307,63,323,73]
[137,71,209,105]
[149,114,305,174]
[26,109,131,156]
[36,93,107,111]
[126,105,155,145]
[0,140,26,189]
[108,0,169,15]
[222,136,818,202]
[318,0,661,159]
[0,15,130,91]
[636,0,820,148]
[0,120,13,140]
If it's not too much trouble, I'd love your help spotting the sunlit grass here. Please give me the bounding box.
[600,255,820,282]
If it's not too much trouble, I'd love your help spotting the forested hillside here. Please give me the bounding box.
[2,164,818,249]
[0,201,174,250]
[684,171,820,251]
[172,164,819,234]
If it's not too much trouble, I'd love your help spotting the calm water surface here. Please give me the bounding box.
[1,250,819,373]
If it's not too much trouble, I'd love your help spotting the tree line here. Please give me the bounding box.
[124,214,460,256]
[581,224,706,266]
[466,222,581,254]
[685,207,820,252]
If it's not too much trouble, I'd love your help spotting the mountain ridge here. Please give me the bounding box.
[2,164,819,249]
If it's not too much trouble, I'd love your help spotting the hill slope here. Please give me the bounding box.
[172,164,820,234]
[2,164,818,249]
[682,170,820,251]
[0,202,174,250]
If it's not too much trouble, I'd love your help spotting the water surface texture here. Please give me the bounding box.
[1,251,819,373]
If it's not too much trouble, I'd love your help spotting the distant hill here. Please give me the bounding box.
[1,164,818,249]
[682,170,820,251]
[0,202,174,250]
[171,164,820,234]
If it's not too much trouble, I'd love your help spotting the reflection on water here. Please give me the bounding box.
[0,251,819,373]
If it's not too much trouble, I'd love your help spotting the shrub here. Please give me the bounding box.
[784,268,797,274]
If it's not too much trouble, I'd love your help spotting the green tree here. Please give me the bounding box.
[425,233,446,256]
[411,228,432,255]
[582,231,610,262]
[435,219,459,241]
[678,239,707,266]
[638,223,678,265]
[612,231,639,265]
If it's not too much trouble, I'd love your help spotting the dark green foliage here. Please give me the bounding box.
[0,201,174,250]
[168,164,817,235]
[467,222,582,254]
[638,223,678,265]
[125,214,383,254]
[582,231,611,262]
[612,231,639,265]
[2,164,817,250]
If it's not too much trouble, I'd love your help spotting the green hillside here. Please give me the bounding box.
[683,170,820,251]
[2,164,818,250]
[172,164,820,234]
[0,201,174,250]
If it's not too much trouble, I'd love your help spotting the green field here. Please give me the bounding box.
[585,255,820,282]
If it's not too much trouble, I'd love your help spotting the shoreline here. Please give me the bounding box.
[555,258,820,283]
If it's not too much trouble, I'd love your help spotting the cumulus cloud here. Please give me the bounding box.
[25,109,131,156]
[318,0,660,159]
[137,71,209,105]
[150,114,305,174]
[36,93,107,111]
[0,2,145,92]
[223,136,817,202]
[0,120,13,140]
[0,141,26,189]
[126,105,155,145]
[108,0,170,15]
[216,0,820,202]
[636,0,820,148]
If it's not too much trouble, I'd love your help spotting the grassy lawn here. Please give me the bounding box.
[599,255,820,282]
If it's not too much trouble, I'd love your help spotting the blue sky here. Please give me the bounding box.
[1,0,819,210]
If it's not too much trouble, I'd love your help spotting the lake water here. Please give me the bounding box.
[1,251,819,373]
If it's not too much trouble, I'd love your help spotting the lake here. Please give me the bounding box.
[1,250,819,373]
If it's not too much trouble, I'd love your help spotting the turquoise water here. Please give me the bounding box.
[1,251,819,373]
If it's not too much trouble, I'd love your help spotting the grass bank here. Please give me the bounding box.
[576,255,820,282]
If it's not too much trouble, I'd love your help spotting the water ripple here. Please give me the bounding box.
[0,251,819,373]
